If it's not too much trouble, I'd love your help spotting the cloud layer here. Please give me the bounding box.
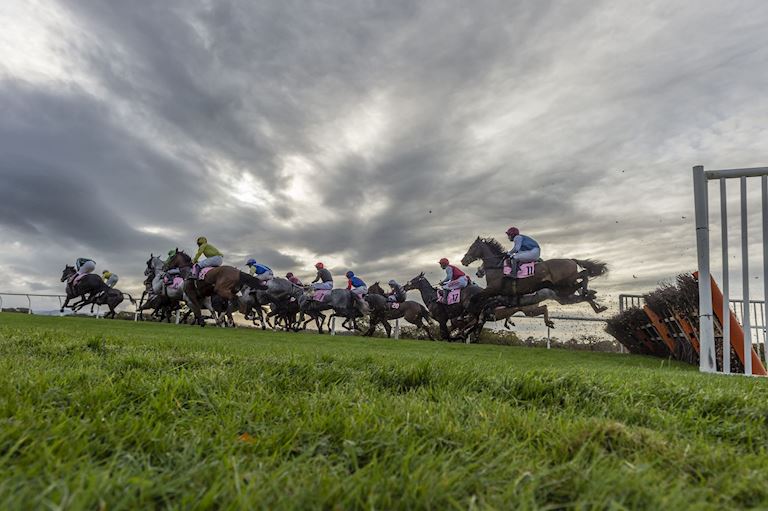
[1,0,768,306]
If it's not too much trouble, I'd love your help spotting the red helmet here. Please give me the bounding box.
[506,226,520,238]
[439,258,449,266]
[315,262,324,269]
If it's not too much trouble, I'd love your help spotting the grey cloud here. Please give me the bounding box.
[1,0,767,303]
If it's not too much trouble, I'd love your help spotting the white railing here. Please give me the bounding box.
[693,165,768,375]
[0,292,138,319]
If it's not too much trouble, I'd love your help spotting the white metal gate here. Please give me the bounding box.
[692,165,768,375]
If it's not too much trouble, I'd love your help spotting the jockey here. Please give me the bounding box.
[346,271,368,304]
[192,236,223,278]
[386,279,406,303]
[164,250,182,277]
[311,262,333,291]
[102,270,119,288]
[438,258,468,300]
[286,272,303,286]
[505,227,541,275]
[246,258,273,284]
[74,258,96,280]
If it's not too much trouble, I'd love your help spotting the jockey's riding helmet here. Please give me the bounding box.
[315,262,324,269]
[197,236,207,246]
[286,272,294,278]
[388,279,397,286]
[102,270,111,277]
[439,258,449,267]
[168,249,176,257]
[505,227,519,238]
[246,258,257,266]
[345,271,354,278]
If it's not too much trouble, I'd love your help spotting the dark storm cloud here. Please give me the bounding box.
[1,0,768,301]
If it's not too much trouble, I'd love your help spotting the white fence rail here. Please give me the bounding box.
[692,165,767,375]
[0,292,138,319]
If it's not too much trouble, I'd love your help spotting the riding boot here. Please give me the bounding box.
[508,258,519,278]
[192,264,200,279]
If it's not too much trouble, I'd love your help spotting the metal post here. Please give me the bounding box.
[741,176,752,375]
[394,319,400,340]
[26,295,32,315]
[546,326,551,349]
[720,178,731,373]
[763,175,768,365]
[693,165,716,372]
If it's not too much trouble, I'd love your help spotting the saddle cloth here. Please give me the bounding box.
[504,260,536,278]
[311,289,331,302]
[389,302,400,310]
[71,273,88,287]
[437,288,461,305]
[198,267,215,280]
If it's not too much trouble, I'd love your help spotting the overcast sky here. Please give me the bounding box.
[1,0,767,307]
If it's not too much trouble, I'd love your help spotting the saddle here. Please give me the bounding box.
[310,289,331,302]
[437,288,462,305]
[162,275,184,290]
[197,267,215,280]
[503,259,537,279]
[69,273,88,287]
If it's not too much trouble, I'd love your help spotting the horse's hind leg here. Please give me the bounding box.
[587,296,608,314]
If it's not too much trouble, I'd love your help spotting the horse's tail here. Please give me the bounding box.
[574,259,608,278]
[420,304,436,325]
[122,293,136,305]
[239,271,263,290]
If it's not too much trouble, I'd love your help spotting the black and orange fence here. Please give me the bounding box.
[606,273,766,375]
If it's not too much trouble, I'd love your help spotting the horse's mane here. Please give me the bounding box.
[481,237,505,255]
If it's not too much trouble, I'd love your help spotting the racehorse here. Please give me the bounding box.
[403,273,483,341]
[137,254,183,322]
[475,265,555,329]
[164,250,259,326]
[297,287,370,333]
[460,237,608,314]
[364,282,435,340]
[60,266,134,318]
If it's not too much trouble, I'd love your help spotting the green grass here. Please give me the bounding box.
[1,314,767,510]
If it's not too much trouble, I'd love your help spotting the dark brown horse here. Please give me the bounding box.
[460,237,608,314]
[60,266,134,318]
[165,250,259,326]
[403,273,483,341]
[363,282,435,340]
[474,264,554,329]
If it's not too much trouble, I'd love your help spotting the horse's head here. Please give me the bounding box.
[462,237,505,266]
[60,265,75,282]
[403,272,427,292]
[145,253,156,276]
[368,282,384,295]
[461,237,485,266]
[163,248,191,271]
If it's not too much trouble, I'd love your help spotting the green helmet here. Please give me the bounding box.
[168,249,176,257]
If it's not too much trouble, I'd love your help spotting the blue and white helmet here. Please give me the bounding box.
[246,258,257,266]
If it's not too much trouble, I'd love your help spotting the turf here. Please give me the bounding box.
[1,314,767,510]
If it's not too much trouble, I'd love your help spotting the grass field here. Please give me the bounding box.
[1,314,767,510]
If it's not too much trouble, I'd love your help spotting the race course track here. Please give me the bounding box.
[1,314,767,510]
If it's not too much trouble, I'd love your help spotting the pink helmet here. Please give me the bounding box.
[439,258,449,266]
[315,262,324,269]
[506,226,520,238]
